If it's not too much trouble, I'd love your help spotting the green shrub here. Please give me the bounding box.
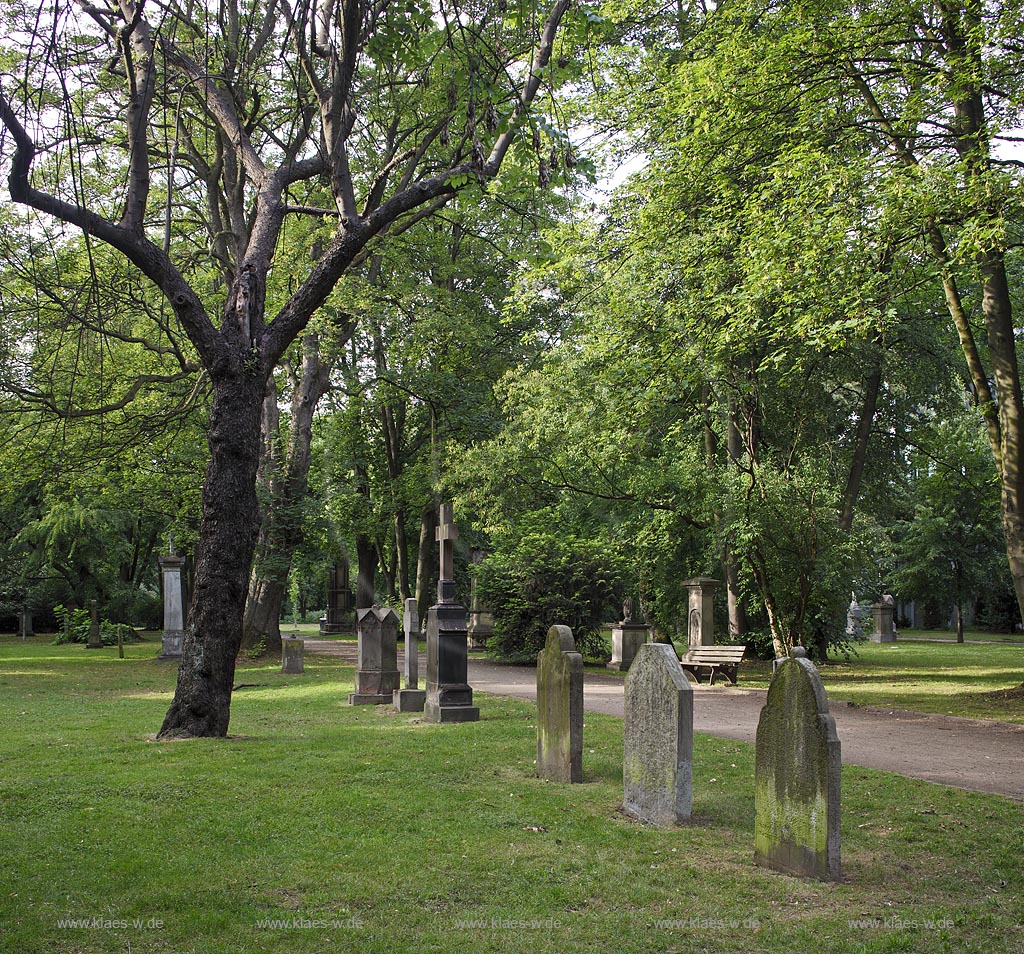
[476,531,624,663]
[52,605,140,646]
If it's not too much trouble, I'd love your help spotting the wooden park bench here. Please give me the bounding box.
[680,645,747,686]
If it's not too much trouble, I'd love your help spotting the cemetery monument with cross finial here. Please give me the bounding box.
[423,502,479,723]
[158,534,186,660]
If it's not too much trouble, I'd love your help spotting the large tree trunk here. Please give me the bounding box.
[415,502,438,624]
[355,534,377,608]
[240,334,334,656]
[158,371,264,738]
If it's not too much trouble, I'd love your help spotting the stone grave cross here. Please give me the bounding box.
[436,502,458,603]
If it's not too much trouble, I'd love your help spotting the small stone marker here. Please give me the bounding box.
[608,597,650,671]
[424,503,479,723]
[158,541,186,659]
[683,577,718,648]
[394,597,426,712]
[623,643,693,825]
[870,594,897,643]
[350,605,400,704]
[86,599,103,649]
[281,636,304,674]
[754,647,841,881]
[536,624,584,783]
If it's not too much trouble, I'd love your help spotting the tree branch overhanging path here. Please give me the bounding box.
[0,0,575,738]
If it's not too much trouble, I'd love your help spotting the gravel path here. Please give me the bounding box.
[305,639,1024,801]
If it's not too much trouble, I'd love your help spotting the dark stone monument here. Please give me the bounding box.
[536,624,584,783]
[755,647,841,882]
[86,599,103,649]
[608,597,650,671]
[350,606,400,705]
[623,643,693,825]
[424,503,479,724]
[281,636,305,674]
[320,559,354,635]
[394,597,426,712]
[158,539,186,659]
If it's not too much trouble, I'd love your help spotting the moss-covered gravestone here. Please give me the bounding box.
[536,625,583,783]
[623,643,693,825]
[754,647,841,881]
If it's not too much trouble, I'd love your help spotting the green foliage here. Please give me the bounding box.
[51,604,140,646]
[476,529,625,662]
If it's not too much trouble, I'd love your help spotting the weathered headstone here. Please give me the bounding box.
[846,593,864,641]
[608,597,650,671]
[754,647,841,882]
[158,543,186,659]
[281,636,305,674]
[870,594,897,643]
[349,606,400,704]
[623,643,693,825]
[86,599,103,649]
[394,597,426,712]
[320,558,354,635]
[467,548,494,650]
[424,503,479,723]
[536,624,584,783]
[683,577,719,648]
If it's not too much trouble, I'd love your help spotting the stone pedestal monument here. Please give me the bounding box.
[870,594,897,643]
[158,543,186,660]
[281,636,305,674]
[320,559,354,635]
[608,597,650,671]
[846,593,864,641]
[683,577,719,648]
[18,609,33,639]
[349,606,400,705]
[424,503,479,724]
[394,597,426,712]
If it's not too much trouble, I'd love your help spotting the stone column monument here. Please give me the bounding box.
[424,503,479,724]
[394,597,426,712]
[86,599,103,649]
[158,541,186,660]
[683,577,719,648]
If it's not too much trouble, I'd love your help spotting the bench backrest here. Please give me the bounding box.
[682,646,747,663]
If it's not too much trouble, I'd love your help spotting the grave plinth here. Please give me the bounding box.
[349,606,400,705]
[870,595,897,643]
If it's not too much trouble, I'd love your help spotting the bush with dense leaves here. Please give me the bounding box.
[52,605,140,646]
[475,531,625,663]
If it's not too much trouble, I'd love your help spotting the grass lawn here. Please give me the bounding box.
[0,637,1021,953]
